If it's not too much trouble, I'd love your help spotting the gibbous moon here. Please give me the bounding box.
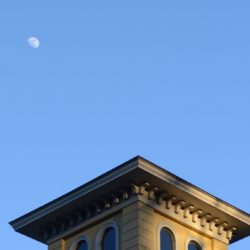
[27,37,40,48]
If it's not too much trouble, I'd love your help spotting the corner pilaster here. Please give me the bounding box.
[212,239,228,250]
[121,201,154,250]
[48,239,65,250]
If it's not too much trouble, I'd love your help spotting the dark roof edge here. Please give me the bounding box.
[9,155,250,230]
[137,157,250,219]
[139,157,250,227]
[9,156,141,229]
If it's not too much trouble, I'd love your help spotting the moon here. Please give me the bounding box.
[27,37,40,49]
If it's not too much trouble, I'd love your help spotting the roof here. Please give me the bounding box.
[9,156,250,244]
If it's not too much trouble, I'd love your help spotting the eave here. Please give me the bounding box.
[9,156,250,244]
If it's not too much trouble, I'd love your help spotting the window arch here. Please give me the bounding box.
[95,221,119,250]
[68,236,89,250]
[75,240,88,250]
[188,241,202,250]
[160,227,175,250]
[102,227,116,250]
[157,222,179,250]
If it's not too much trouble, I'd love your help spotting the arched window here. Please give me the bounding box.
[76,240,88,250]
[188,241,202,250]
[160,227,174,250]
[102,227,116,250]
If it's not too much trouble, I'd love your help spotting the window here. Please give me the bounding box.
[76,240,88,250]
[188,241,202,250]
[160,227,174,250]
[102,227,116,250]
[95,221,119,250]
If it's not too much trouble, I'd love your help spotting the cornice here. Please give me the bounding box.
[137,158,250,225]
[39,183,139,243]
[132,182,237,244]
[9,156,250,244]
[35,182,239,245]
[10,159,139,231]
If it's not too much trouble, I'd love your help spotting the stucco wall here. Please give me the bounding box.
[48,201,228,250]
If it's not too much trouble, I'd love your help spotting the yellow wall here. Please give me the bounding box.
[64,213,122,250]
[49,201,228,250]
[154,211,211,250]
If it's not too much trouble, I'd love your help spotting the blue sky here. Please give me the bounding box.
[1,1,249,249]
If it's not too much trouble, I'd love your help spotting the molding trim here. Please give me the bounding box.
[131,182,237,244]
[46,196,138,245]
[11,160,139,230]
[10,156,249,245]
[138,158,250,224]
[41,183,136,243]
[43,181,238,245]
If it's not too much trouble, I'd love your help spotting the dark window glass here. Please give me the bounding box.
[188,241,202,250]
[160,227,174,250]
[102,227,116,250]
[76,240,88,250]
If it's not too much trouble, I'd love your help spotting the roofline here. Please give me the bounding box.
[137,157,250,224]
[9,156,140,229]
[10,155,250,231]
